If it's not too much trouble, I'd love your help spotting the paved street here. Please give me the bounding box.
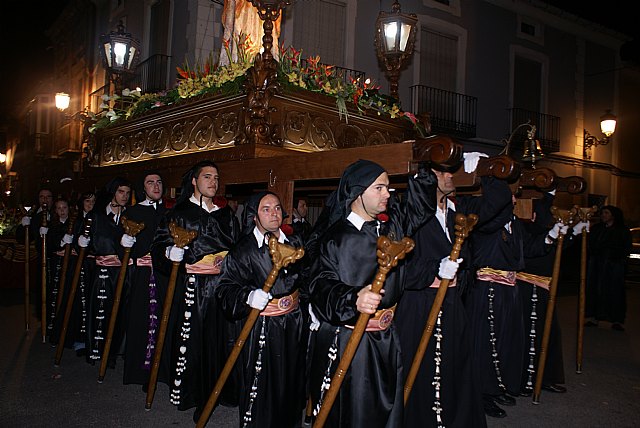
[1,280,639,427]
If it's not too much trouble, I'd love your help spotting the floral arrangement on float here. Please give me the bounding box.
[87,32,425,136]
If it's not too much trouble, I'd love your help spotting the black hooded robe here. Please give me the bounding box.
[122,201,169,386]
[85,209,129,365]
[465,198,550,398]
[396,176,510,428]
[519,192,569,392]
[308,161,436,428]
[216,228,307,428]
[151,198,240,413]
[51,212,95,352]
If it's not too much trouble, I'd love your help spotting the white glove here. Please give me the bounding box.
[246,289,272,310]
[438,256,462,280]
[165,245,185,262]
[39,227,49,236]
[573,221,590,235]
[547,222,568,240]
[60,234,74,247]
[21,216,31,226]
[78,236,90,248]
[463,152,489,173]
[120,234,136,248]
[308,304,320,331]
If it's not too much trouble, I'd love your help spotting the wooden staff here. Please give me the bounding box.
[145,222,197,410]
[196,235,305,427]
[55,209,78,313]
[54,217,93,366]
[313,235,415,428]
[40,203,49,343]
[576,206,597,374]
[21,205,33,332]
[403,213,478,404]
[533,206,578,403]
[98,217,145,383]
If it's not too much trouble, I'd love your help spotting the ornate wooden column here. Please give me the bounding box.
[243,1,291,145]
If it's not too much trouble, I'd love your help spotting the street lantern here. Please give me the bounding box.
[599,110,617,137]
[100,21,140,78]
[583,109,617,159]
[374,0,417,99]
[55,93,70,111]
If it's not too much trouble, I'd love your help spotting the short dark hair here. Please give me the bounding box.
[177,160,220,205]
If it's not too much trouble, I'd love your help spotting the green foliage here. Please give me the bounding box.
[88,39,424,136]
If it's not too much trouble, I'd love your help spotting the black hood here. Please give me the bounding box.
[241,191,288,235]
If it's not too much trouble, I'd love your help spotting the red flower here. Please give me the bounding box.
[163,197,176,209]
[377,213,389,223]
[281,224,294,236]
[212,195,228,208]
[176,66,190,79]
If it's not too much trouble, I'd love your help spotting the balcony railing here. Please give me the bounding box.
[410,85,477,138]
[132,54,172,93]
[299,59,367,86]
[507,108,560,153]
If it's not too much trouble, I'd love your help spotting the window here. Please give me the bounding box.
[513,56,542,112]
[517,16,543,45]
[420,28,458,92]
[287,0,347,66]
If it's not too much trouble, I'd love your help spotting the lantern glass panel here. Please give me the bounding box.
[114,42,127,67]
[400,23,412,52]
[55,93,70,111]
[600,118,616,137]
[383,21,398,52]
[103,43,112,67]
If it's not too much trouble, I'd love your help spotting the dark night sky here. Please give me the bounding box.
[0,1,70,121]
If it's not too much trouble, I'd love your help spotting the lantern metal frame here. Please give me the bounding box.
[99,21,140,89]
[374,0,418,99]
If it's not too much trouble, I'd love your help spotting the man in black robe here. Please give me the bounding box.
[84,177,132,366]
[518,190,582,396]
[307,159,436,428]
[52,191,96,357]
[465,184,563,418]
[122,171,169,386]
[17,187,54,322]
[46,198,71,341]
[151,160,240,420]
[291,197,312,241]
[216,191,307,428]
[585,205,632,331]
[396,156,509,427]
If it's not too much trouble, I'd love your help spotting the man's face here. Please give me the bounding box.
[144,174,163,201]
[193,166,219,199]
[55,200,69,219]
[359,172,390,218]
[39,190,53,209]
[433,170,455,194]
[296,199,308,218]
[113,186,131,207]
[255,194,283,235]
